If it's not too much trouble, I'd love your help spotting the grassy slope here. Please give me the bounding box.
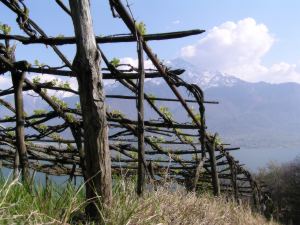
[0,178,279,225]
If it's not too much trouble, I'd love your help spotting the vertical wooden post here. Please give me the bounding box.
[45,174,49,188]
[69,0,112,219]
[251,182,260,210]
[192,90,206,192]
[11,71,30,183]
[3,34,29,182]
[228,159,238,200]
[206,135,220,196]
[13,150,19,179]
[192,158,205,192]
[0,159,2,176]
[137,38,146,195]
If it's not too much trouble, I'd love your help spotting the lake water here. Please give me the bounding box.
[2,147,299,184]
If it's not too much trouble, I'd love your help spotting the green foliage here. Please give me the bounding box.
[176,129,195,143]
[188,108,202,125]
[50,78,58,86]
[33,109,47,116]
[135,21,146,35]
[50,96,68,109]
[33,59,45,67]
[32,76,41,84]
[75,102,81,111]
[194,113,201,123]
[66,143,74,151]
[129,151,138,159]
[0,178,85,224]
[214,135,222,146]
[0,23,11,34]
[256,159,300,223]
[36,124,48,132]
[148,94,156,104]
[65,113,75,123]
[115,152,122,161]
[182,135,194,143]
[149,136,165,143]
[59,81,71,89]
[30,118,37,124]
[111,109,123,118]
[49,132,61,141]
[169,153,181,161]
[159,106,173,120]
[0,177,275,224]
[24,8,30,19]
[7,131,15,137]
[110,57,120,67]
[3,115,11,120]
[50,79,71,89]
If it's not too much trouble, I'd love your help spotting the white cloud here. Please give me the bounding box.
[28,74,78,98]
[119,57,155,70]
[103,57,161,86]
[0,76,12,90]
[172,20,181,25]
[180,17,300,84]
[0,73,78,98]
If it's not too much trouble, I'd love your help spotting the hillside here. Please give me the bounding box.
[0,178,278,225]
[103,59,300,149]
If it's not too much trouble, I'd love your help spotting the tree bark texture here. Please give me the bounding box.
[69,0,112,219]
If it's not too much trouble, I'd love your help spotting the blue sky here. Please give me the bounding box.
[1,0,300,84]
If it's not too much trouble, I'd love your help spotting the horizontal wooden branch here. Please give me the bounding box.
[3,64,184,79]
[109,117,198,129]
[106,95,219,104]
[0,29,205,45]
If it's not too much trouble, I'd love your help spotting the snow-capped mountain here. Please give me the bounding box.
[1,58,300,168]
[167,58,244,90]
[2,58,300,147]
[102,58,300,153]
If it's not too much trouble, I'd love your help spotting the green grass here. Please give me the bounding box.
[0,177,85,224]
[0,175,279,225]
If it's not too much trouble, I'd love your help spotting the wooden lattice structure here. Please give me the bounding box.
[0,0,265,215]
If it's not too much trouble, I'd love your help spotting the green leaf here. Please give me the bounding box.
[65,113,75,123]
[37,124,48,132]
[50,96,68,109]
[33,109,47,115]
[135,21,146,35]
[110,57,120,67]
[111,110,123,117]
[75,102,81,111]
[32,76,41,84]
[148,94,156,104]
[0,24,11,34]
[159,106,173,120]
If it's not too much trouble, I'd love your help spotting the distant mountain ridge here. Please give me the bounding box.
[2,59,300,152]
[103,58,300,150]
[167,58,244,89]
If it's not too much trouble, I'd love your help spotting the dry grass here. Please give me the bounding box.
[126,187,279,225]
[0,177,280,225]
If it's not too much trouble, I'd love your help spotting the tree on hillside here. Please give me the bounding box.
[256,158,300,224]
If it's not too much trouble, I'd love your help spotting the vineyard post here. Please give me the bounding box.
[69,0,112,219]
[137,38,146,195]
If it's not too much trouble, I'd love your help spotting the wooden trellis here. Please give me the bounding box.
[0,0,266,215]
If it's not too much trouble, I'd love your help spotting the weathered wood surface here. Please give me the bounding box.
[69,0,112,218]
[0,29,205,45]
